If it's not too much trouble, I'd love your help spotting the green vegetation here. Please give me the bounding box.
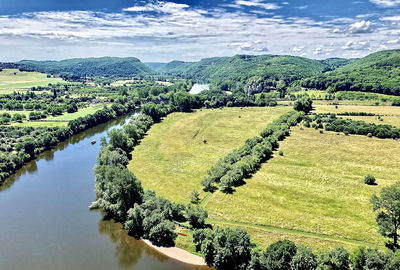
[128,106,291,203]
[200,110,304,193]
[156,55,329,93]
[19,57,153,78]
[0,69,63,90]
[205,127,400,250]
[299,50,400,95]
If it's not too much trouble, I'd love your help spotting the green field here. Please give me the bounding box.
[7,105,106,127]
[204,127,400,250]
[128,107,291,203]
[0,69,63,90]
[314,104,400,115]
[46,105,106,121]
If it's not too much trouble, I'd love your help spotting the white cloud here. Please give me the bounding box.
[342,40,371,50]
[381,16,400,21]
[313,47,323,55]
[292,46,304,52]
[370,0,400,7]
[235,0,281,10]
[295,5,308,9]
[0,1,395,62]
[349,20,373,34]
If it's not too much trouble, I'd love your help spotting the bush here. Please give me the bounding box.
[364,174,376,185]
[148,220,177,246]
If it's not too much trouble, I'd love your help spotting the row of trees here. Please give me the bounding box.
[307,113,400,139]
[193,227,400,270]
[201,110,305,193]
[0,102,136,183]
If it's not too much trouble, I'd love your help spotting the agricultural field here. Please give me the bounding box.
[128,106,291,203]
[45,105,106,121]
[0,69,63,90]
[314,104,400,115]
[204,127,400,250]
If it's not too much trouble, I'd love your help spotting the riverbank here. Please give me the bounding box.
[142,239,207,266]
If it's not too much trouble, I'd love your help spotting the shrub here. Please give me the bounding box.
[364,174,376,185]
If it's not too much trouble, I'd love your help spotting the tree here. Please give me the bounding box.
[294,96,313,113]
[186,204,208,229]
[350,247,366,270]
[364,174,376,185]
[201,227,252,270]
[190,190,201,204]
[148,220,177,246]
[291,245,317,270]
[264,240,297,270]
[108,128,129,153]
[124,204,144,237]
[317,247,350,270]
[371,182,400,248]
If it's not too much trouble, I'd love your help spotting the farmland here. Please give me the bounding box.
[204,126,400,250]
[0,69,63,90]
[128,106,291,203]
[128,105,400,251]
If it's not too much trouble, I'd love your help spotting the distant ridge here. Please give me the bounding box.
[18,57,153,77]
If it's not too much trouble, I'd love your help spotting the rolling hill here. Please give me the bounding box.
[18,57,153,77]
[300,50,400,95]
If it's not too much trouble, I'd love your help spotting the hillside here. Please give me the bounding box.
[300,50,400,95]
[157,55,329,92]
[18,57,153,77]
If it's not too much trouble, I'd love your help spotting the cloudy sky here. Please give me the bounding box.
[0,0,399,62]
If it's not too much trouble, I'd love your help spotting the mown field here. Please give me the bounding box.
[0,69,63,90]
[128,106,291,203]
[315,105,400,127]
[205,126,400,250]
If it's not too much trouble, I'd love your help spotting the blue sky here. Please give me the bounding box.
[0,0,399,62]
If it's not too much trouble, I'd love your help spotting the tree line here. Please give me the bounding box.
[201,109,305,193]
[0,102,136,183]
[306,113,400,139]
[91,112,209,246]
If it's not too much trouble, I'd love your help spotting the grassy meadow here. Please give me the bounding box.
[128,106,291,203]
[0,69,63,91]
[205,126,400,250]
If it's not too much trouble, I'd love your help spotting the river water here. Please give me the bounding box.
[189,84,209,95]
[0,114,208,270]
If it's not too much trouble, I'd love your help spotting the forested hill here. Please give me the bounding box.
[299,50,400,95]
[154,54,346,92]
[18,57,153,77]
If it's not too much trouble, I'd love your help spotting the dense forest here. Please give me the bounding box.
[18,57,153,77]
[299,50,400,95]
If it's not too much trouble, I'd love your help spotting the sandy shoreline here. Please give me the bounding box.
[142,239,207,266]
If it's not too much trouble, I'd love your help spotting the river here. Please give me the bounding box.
[189,84,209,95]
[0,113,208,270]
